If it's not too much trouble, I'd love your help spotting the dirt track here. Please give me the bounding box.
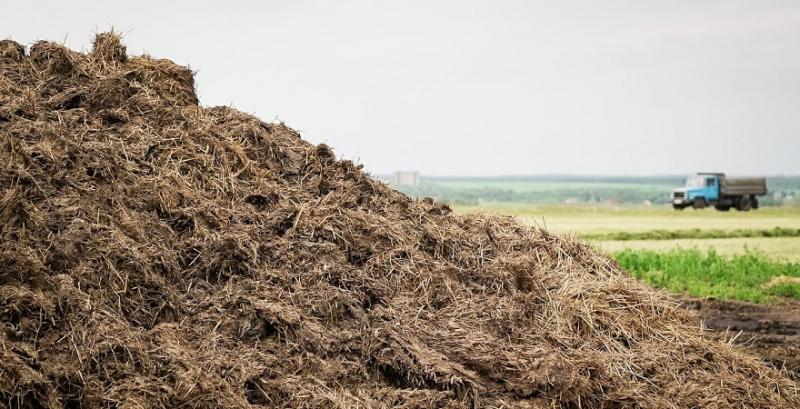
[683,298,800,379]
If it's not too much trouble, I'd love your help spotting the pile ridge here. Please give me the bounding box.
[0,33,797,408]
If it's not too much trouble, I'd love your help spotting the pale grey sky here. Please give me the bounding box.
[3,1,799,175]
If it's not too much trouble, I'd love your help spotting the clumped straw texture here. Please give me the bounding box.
[0,33,797,408]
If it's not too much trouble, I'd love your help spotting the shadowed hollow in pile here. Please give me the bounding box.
[0,34,798,408]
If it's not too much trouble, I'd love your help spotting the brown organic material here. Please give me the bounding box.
[1,33,798,408]
[683,297,800,381]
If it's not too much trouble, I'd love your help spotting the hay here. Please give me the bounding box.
[0,33,797,408]
[91,31,128,65]
[0,41,25,61]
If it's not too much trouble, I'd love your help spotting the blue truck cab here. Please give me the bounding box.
[674,174,720,205]
[672,172,767,211]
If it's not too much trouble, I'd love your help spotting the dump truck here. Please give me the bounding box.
[672,173,767,211]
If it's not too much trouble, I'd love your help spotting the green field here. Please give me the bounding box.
[597,237,800,262]
[416,175,800,301]
[395,175,800,206]
[583,227,800,241]
[455,203,800,234]
[456,203,800,261]
[454,202,800,300]
[615,248,800,303]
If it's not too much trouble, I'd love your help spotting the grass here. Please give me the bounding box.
[614,248,800,303]
[395,175,800,206]
[456,203,800,235]
[456,203,800,300]
[766,283,800,299]
[596,237,800,262]
[459,203,800,261]
[584,227,800,241]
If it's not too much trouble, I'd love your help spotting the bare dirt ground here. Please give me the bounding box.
[683,298,800,380]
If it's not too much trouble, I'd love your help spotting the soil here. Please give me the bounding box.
[683,298,800,380]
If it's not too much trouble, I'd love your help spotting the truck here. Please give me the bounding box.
[672,173,767,211]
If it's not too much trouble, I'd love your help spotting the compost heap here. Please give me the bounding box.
[0,34,797,409]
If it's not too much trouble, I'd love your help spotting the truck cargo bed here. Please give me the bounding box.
[721,177,767,196]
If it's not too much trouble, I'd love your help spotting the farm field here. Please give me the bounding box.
[455,203,800,292]
[598,236,800,261]
[456,203,800,235]
[395,175,800,206]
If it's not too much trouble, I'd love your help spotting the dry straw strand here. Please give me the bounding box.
[0,33,797,408]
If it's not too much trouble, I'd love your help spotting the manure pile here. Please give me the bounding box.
[0,34,797,409]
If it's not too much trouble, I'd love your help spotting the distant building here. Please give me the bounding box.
[392,171,419,186]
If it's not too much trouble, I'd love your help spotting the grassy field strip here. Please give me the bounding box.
[520,214,800,235]
[455,203,800,301]
[595,237,800,262]
[614,248,800,302]
[457,203,800,217]
[397,176,800,208]
[456,204,800,234]
[584,227,800,241]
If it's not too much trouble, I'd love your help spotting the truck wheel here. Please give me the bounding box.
[692,199,706,209]
[673,204,685,211]
[738,197,752,211]
[714,205,730,211]
[752,196,759,209]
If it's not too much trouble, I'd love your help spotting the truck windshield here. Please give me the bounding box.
[685,176,706,187]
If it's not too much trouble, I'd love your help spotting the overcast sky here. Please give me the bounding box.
[3,1,799,176]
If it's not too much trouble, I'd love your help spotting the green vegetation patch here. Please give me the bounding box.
[614,248,800,303]
[394,175,800,206]
[586,227,800,241]
[766,283,800,299]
